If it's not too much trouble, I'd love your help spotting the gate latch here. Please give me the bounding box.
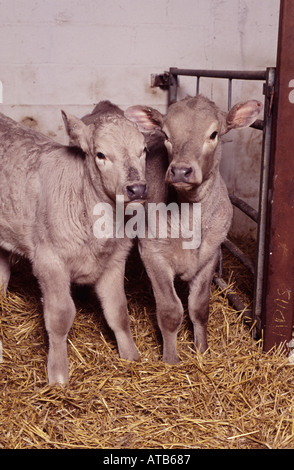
[150,72,170,90]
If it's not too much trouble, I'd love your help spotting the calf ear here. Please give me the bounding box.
[223,100,263,134]
[61,111,91,153]
[124,105,164,133]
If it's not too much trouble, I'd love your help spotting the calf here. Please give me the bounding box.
[0,103,147,384]
[125,95,262,363]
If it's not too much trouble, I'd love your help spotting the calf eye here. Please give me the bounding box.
[96,152,106,159]
[210,131,218,140]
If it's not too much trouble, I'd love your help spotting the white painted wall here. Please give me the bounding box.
[0,0,280,236]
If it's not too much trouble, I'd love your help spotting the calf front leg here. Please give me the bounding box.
[155,287,184,364]
[33,253,76,385]
[140,245,183,363]
[43,292,76,385]
[188,253,219,353]
[95,263,139,361]
[0,248,11,294]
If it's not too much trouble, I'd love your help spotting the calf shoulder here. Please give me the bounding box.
[201,172,233,245]
[196,174,232,275]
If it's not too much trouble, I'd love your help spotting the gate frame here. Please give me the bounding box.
[153,63,292,351]
[150,1,294,353]
[260,0,294,352]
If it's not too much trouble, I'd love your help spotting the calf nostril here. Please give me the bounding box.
[126,186,135,199]
[143,184,148,198]
[184,167,193,178]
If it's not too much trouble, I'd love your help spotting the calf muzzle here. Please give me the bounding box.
[126,183,148,201]
[170,166,193,183]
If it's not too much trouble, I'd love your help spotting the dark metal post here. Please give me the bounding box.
[228,79,232,110]
[261,0,294,351]
[253,67,275,337]
[168,69,178,105]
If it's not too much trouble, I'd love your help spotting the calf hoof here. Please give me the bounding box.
[48,372,68,386]
[195,341,208,354]
[162,352,180,365]
[0,275,10,295]
[120,348,140,362]
[47,361,69,386]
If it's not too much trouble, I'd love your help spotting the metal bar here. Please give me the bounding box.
[228,79,232,110]
[229,194,258,222]
[168,72,178,104]
[218,247,223,278]
[252,67,276,338]
[169,68,267,81]
[196,77,200,95]
[213,276,252,319]
[259,0,294,352]
[223,239,255,275]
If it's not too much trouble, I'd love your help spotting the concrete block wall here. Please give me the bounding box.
[0,0,280,236]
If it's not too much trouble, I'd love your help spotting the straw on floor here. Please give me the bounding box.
[0,241,293,449]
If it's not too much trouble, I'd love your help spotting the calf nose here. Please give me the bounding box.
[126,183,148,201]
[170,166,193,183]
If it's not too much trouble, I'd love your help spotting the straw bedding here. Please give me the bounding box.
[0,240,293,449]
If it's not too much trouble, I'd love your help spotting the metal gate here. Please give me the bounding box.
[152,63,293,354]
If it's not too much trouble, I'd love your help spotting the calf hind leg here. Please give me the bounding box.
[0,248,11,294]
[156,292,184,364]
[188,255,219,353]
[95,264,140,361]
[188,285,210,353]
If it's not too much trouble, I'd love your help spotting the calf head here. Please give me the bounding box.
[125,95,262,197]
[62,111,148,204]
